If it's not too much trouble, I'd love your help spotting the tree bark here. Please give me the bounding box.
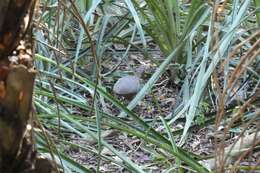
[0,1,57,172]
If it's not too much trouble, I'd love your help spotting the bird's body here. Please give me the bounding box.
[113,75,141,96]
[113,65,147,98]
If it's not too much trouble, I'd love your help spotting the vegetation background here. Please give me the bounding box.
[34,0,260,172]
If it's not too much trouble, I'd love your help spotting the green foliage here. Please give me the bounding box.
[195,102,209,126]
[254,0,260,27]
[134,0,207,64]
[34,0,259,172]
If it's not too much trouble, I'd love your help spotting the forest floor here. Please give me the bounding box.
[64,52,259,173]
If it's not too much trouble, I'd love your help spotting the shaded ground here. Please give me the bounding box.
[65,53,259,172]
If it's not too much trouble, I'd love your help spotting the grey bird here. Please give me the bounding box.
[113,65,147,99]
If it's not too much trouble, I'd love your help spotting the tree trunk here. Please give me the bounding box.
[0,1,57,172]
